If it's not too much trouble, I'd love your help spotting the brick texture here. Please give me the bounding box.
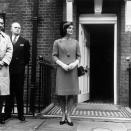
[0,0,130,108]
[119,1,131,106]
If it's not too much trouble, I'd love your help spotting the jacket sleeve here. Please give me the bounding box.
[52,40,59,62]
[2,35,13,65]
[24,40,30,65]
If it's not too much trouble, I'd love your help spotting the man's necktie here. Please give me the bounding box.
[12,36,17,44]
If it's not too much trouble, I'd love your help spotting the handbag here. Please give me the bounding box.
[77,66,85,77]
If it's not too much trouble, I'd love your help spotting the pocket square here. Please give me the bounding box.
[20,44,24,46]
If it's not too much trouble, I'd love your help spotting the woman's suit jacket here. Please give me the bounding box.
[0,31,13,95]
[52,38,81,95]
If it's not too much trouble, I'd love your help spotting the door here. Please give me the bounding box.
[88,24,114,103]
[78,24,90,103]
[79,14,117,104]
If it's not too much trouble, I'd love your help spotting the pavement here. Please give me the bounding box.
[1,116,131,131]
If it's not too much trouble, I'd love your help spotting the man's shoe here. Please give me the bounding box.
[18,116,25,121]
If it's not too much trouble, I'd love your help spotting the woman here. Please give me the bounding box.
[52,22,81,126]
[0,16,13,124]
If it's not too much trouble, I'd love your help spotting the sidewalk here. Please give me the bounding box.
[0,117,131,131]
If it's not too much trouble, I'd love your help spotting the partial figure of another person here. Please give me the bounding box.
[0,16,13,124]
[4,22,30,122]
[52,22,81,126]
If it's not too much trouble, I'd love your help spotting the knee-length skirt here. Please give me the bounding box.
[55,66,79,95]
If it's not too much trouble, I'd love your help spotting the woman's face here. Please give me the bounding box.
[66,25,74,35]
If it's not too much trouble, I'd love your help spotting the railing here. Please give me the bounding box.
[37,56,54,113]
[10,56,55,116]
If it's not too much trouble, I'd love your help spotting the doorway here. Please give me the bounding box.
[85,24,114,103]
[78,15,117,104]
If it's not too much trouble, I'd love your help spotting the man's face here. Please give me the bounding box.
[0,18,4,31]
[11,23,21,35]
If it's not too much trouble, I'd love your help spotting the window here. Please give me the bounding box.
[125,1,131,32]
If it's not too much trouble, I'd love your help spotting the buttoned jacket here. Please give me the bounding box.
[10,36,30,74]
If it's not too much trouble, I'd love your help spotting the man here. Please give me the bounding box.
[0,16,13,124]
[4,22,30,121]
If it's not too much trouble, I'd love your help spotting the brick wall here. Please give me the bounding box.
[119,1,131,106]
[37,0,63,60]
[0,0,63,63]
[0,0,130,107]
[2,0,33,42]
[0,0,63,110]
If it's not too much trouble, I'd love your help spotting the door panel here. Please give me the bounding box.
[78,24,90,103]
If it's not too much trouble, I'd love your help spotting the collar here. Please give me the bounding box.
[62,37,72,40]
[0,31,5,38]
[12,34,20,40]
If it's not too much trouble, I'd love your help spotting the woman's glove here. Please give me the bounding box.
[68,59,79,70]
[56,60,69,71]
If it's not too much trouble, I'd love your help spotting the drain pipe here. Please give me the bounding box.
[30,0,39,114]
[31,0,39,83]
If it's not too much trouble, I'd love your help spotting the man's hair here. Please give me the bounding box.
[11,22,21,27]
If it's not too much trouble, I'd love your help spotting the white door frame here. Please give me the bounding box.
[79,14,118,104]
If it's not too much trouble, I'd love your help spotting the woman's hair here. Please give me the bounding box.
[60,21,73,37]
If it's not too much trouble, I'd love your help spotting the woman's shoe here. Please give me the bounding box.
[67,120,73,126]
[60,120,66,125]
[66,115,73,126]
[60,114,66,125]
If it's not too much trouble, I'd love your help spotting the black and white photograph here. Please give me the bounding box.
[0,0,131,130]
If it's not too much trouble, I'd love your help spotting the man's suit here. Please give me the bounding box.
[5,36,30,118]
